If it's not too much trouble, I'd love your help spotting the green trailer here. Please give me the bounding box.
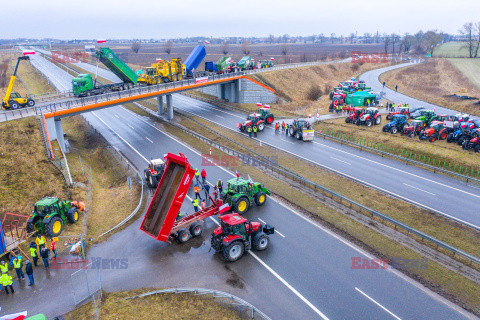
[72,47,138,97]
[216,56,234,73]
[345,90,378,107]
[237,56,253,70]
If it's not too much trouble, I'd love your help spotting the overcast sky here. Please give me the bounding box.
[2,0,479,39]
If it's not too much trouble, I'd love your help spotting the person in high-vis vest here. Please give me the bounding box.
[216,179,223,194]
[36,234,46,251]
[1,272,14,294]
[0,260,8,273]
[213,186,219,200]
[247,126,252,138]
[200,200,206,210]
[30,243,38,267]
[194,169,200,183]
[253,125,258,137]
[192,198,199,212]
[13,256,25,281]
[193,184,201,199]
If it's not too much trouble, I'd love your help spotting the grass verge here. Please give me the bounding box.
[64,289,244,320]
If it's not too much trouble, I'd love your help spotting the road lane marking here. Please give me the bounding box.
[146,137,154,143]
[127,124,134,129]
[114,114,120,119]
[355,287,402,320]
[258,217,285,237]
[178,110,480,229]
[330,157,351,165]
[403,183,435,196]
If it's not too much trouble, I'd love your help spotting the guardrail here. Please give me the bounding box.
[137,104,480,268]
[126,288,272,320]
[314,129,480,184]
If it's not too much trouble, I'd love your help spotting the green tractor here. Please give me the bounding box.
[414,110,437,126]
[222,178,270,214]
[26,197,83,237]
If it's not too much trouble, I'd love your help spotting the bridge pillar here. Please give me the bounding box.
[55,118,66,152]
[166,94,173,120]
[219,84,226,100]
[157,96,164,115]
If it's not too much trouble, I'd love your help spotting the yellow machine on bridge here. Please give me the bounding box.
[2,56,35,110]
[137,58,186,85]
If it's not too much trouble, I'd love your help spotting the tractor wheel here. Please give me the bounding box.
[382,125,388,132]
[26,222,35,233]
[189,223,203,237]
[390,126,398,134]
[356,119,361,126]
[405,114,410,120]
[409,132,415,138]
[266,115,274,124]
[418,132,424,140]
[210,236,222,252]
[289,127,294,136]
[475,145,480,153]
[386,115,391,120]
[234,197,250,214]
[27,99,35,107]
[440,131,448,140]
[447,134,454,143]
[11,102,19,109]
[429,135,437,143]
[253,232,269,251]
[254,192,267,206]
[144,169,149,181]
[366,120,372,127]
[462,140,468,150]
[295,131,302,140]
[223,240,245,262]
[345,117,351,124]
[258,123,265,131]
[177,228,191,243]
[46,216,64,237]
[375,115,381,125]
[457,137,465,145]
[67,207,80,224]
[149,174,157,188]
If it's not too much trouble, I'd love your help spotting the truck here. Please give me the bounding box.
[345,90,378,107]
[288,119,314,141]
[2,55,36,110]
[205,61,217,73]
[216,57,235,73]
[236,56,254,70]
[72,47,138,97]
[140,153,230,243]
[184,45,206,76]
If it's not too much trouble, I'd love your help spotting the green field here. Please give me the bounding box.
[434,42,474,57]
[448,58,480,89]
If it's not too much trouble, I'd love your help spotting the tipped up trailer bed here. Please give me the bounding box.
[140,153,229,243]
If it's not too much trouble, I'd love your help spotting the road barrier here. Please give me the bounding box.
[141,105,480,269]
[126,288,272,320]
[316,129,480,184]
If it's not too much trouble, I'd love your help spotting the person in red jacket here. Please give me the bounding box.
[50,238,57,259]
[201,169,207,184]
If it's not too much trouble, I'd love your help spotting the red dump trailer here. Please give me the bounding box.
[140,153,229,243]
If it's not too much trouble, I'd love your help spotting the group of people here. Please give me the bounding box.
[188,168,224,215]
[386,103,409,112]
[246,125,258,138]
[274,121,288,134]
[1,234,57,295]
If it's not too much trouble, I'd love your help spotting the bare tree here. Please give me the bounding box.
[280,44,289,63]
[401,34,414,53]
[363,33,372,43]
[221,41,229,55]
[349,33,356,43]
[0,59,8,87]
[383,34,391,53]
[300,52,307,62]
[460,23,476,58]
[282,34,290,43]
[241,41,251,55]
[163,40,173,55]
[268,34,275,44]
[131,41,141,54]
[391,33,400,55]
[475,22,480,58]
[317,33,325,43]
[413,30,425,53]
[423,30,442,56]
[330,33,336,43]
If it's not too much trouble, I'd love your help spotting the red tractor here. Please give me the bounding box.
[402,119,425,137]
[238,114,265,132]
[419,121,449,142]
[345,107,364,124]
[356,107,381,127]
[462,136,480,152]
[210,213,275,262]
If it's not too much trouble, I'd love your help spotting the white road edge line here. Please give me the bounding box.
[259,217,285,237]
[145,137,154,144]
[355,287,402,320]
[127,124,134,129]
[403,183,436,196]
[330,157,351,165]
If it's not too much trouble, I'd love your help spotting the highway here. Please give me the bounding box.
[1,54,476,319]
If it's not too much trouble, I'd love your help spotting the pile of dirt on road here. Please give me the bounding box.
[0,117,67,216]
[380,58,480,116]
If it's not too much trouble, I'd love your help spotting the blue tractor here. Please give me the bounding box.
[382,114,407,134]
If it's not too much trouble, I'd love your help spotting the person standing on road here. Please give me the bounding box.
[281,121,285,132]
[247,126,252,138]
[213,186,219,200]
[194,183,201,199]
[200,200,206,210]
[1,272,14,294]
[36,234,46,251]
[253,125,258,137]
[285,124,289,136]
[192,198,199,212]
[274,122,279,133]
[383,81,385,88]
[12,256,24,281]
[203,183,210,203]
[30,243,38,267]
[25,261,34,286]
[194,169,200,184]
[395,84,398,92]
[216,179,223,194]
[41,247,50,268]
[50,238,57,259]
[201,168,207,184]
[0,260,8,274]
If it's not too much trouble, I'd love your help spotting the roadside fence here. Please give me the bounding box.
[126,288,272,320]
[318,128,480,184]
[70,262,102,319]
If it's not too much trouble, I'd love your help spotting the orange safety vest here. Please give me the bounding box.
[194,186,199,193]
[201,202,206,210]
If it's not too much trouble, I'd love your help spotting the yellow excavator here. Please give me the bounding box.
[2,56,35,110]
[137,58,186,85]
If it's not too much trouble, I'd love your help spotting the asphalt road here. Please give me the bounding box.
[171,94,480,230]
[1,56,476,320]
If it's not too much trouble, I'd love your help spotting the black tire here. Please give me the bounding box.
[345,117,351,124]
[289,127,294,136]
[234,197,250,214]
[446,134,454,143]
[429,135,437,143]
[258,123,265,131]
[11,102,19,109]
[210,236,222,252]
[475,145,480,153]
[462,140,468,150]
[46,216,64,237]
[457,137,465,145]
[295,131,302,140]
[375,115,381,125]
[382,125,388,132]
[356,119,361,126]
[189,223,202,237]
[26,221,35,233]
[67,207,79,224]
[253,232,269,251]
[149,174,157,188]
[390,126,398,134]
[177,228,191,243]
[254,192,267,206]
[418,132,424,140]
[409,132,414,138]
[386,115,391,120]
[27,99,35,107]
[223,240,245,262]
[144,169,149,181]
[366,120,372,127]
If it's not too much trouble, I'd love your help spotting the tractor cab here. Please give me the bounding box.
[255,107,275,124]
[144,158,165,188]
[72,74,94,96]
[223,177,270,214]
